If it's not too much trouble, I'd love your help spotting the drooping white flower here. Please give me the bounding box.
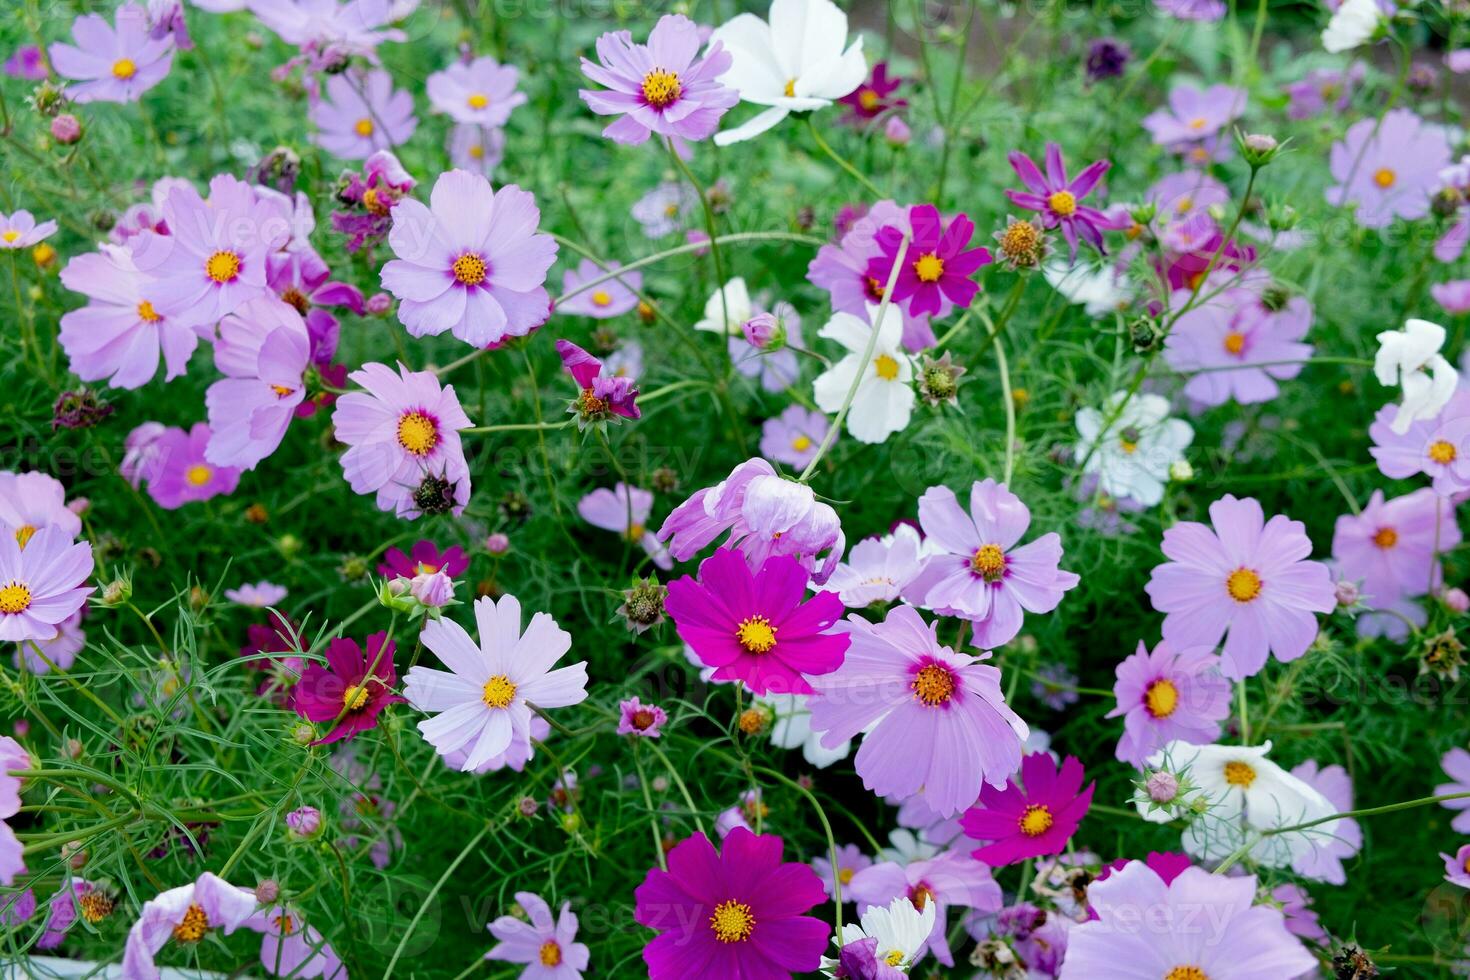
[692,276,753,335]
[758,692,850,767]
[813,304,914,444]
[1074,392,1194,507]
[1323,0,1384,54]
[824,523,928,608]
[821,896,936,977]
[1042,261,1133,317]
[1375,318,1459,433]
[710,0,867,145]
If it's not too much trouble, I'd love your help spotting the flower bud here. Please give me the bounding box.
[485,532,511,555]
[365,292,392,315]
[740,312,786,351]
[1146,770,1179,803]
[884,115,911,146]
[1168,460,1194,482]
[101,575,133,607]
[255,879,281,903]
[1445,587,1470,614]
[285,805,323,840]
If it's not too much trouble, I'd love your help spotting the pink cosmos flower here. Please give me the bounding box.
[634,829,829,979]
[0,526,93,644]
[1005,143,1119,256]
[729,301,804,393]
[848,848,1002,966]
[0,211,58,250]
[381,169,555,347]
[1164,288,1314,406]
[1286,65,1364,120]
[866,204,991,317]
[904,479,1080,649]
[1438,747,1470,833]
[1289,760,1361,884]
[578,14,738,147]
[760,404,830,470]
[665,547,849,695]
[1370,389,1470,494]
[204,297,311,470]
[310,69,418,160]
[557,259,642,319]
[1142,83,1247,145]
[121,873,260,978]
[0,736,28,886]
[427,54,526,126]
[806,603,1028,817]
[487,891,590,979]
[132,423,241,509]
[291,631,403,745]
[378,540,469,580]
[1105,639,1232,768]
[1332,488,1460,621]
[403,594,588,772]
[617,696,666,737]
[1155,0,1225,20]
[255,906,345,979]
[49,4,174,104]
[1433,280,1470,314]
[4,45,46,81]
[250,0,409,55]
[38,878,111,950]
[961,753,1095,866]
[838,62,906,123]
[825,523,925,609]
[1145,494,1336,680]
[331,150,416,253]
[1444,845,1470,888]
[448,122,505,177]
[811,842,872,899]
[225,581,288,607]
[1326,108,1451,228]
[0,471,82,545]
[332,361,474,519]
[267,248,366,365]
[555,340,641,424]
[577,483,671,569]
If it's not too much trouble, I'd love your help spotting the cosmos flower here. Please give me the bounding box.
[290,631,404,744]
[866,205,990,317]
[960,753,1095,866]
[120,873,260,979]
[693,277,754,336]
[1154,0,1225,20]
[904,479,1080,649]
[403,594,588,772]
[806,603,1028,817]
[664,547,848,695]
[204,297,310,470]
[729,301,803,393]
[1164,288,1315,407]
[822,896,933,977]
[634,828,830,979]
[225,581,288,607]
[0,471,82,546]
[4,45,46,81]
[1074,392,1193,507]
[617,696,666,737]
[1145,494,1336,680]
[1323,0,1385,53]
[557,259,641,319]
[0,526,94,644]
[578,14,737,147]
[378,540,469,581]
[266,248,366,366]
[310,68,417,160]
[1326,109,1450,228]
[49,4,175,104]
[1438,747,1470,833]
[812,305,916,445]
[1375,318,1460,433]
[710,0,866,145]
[0,211,58,250]
[0,737,29,885]
[1332,488,1460,621]
[1141,83,1247,146]
[1105,640,1231,768]
[631,182,697,238]
[447,122,505,177]
[1286,65,1364,119]
[132,423,241,510]
[249,0,412,55]
[847,848,1001,967]
[824,523,925,609]
[577,483,671,569]
[486,891,590,979]
[837,61,906,124]
[427,54,527,126]
[1289,760,1362,884]
[811,843,873,901]
[331,150,416,253]
[1005,144,1119,256]
[381,169,556,348]
[556,340,640,424]
[760,404,831,470]
[254,906,345,980]
[1444,845,1470,888]
[332,361,475,519]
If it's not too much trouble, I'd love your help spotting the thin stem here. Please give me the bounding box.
[382,823,492,979]
[807,116,883,198]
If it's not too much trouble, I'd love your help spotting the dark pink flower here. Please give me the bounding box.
[838,62,906,123]
[865,204,991,318]
[1006,143,1120,257]
[290,631,403,744]
[556,339,640,424]
[960,752,1095,866]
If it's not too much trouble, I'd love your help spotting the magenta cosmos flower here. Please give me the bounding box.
[50,3,174,104]
[379,540,469,580]
[634,828,829,979]
[579,13,738,146]
[960,753,1095,866]
[1146,495,1336,680]
[121,873,259,978]
[904,479,1080,650]
[666,547,847,695]
[557,259,642,319]
[838,62,906,124]
[1164,288,1314,407]
[1141,83,1247,146]
[556,340,640,424]
[1326,108,1451,228]
[487,891,590,979]
[1006,143,1118,256]
[617,696,667,737]
[381,169,556,347]
[58,244,198,390]
[1369,387,1470,493]
[291,631,404,744]
[403,594,588,772]
[578,483,671,569]
[1059,863,1314,980]
[866,204,990,318]
[130,423,241,509]
[205,297,311,470]
[311,69,418,161]
[0,211,57,250]
[428,54,527,126]
[1106,639,1231,768]
[806,603,1028,816]
[332,361,474,519]
[1332,487,1460,613]
[0,526,93,644]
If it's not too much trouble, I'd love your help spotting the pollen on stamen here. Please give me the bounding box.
[0,581,31,615]
[467,92,490,109]
[1223,331,1246,355]
[171,904,210,943]
[1373,168,1396,188]
[205,250,241,284]
[112,58,137,80]
[185,464,213,487]
[1222,760,1255,787]
[1018,803,1054,836]
[641,69,682,109]
[137,299,161,323]
[451,253,487,286]
[397,411,439,457]
[1225,567,1262,602]
[538,940,563,966]
[971,544,1006,582]
[482,674,517,709]
[1430,440,1458,464]
[1047,190,1077,217]
[354,117,375,137]
[709,900,755,943]
[873,354,900,381]
[1372,526,1398,549]
[1145,678,1179,718]
[911,662,956,706]
[913,253,945,283]
[791,434,813,453]
[591,290,613,307]
[736,615,777,654]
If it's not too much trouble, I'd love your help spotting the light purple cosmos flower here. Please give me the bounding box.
[1433,280,1470,314]
[1326,108,1451,228]
[848,848,1002,967]
[1006,143,1118,256]
[1289,760,1361,883]
[447,122,505,177]
[332,361,474,519]
[1164,288,1314,407]
[1146,170,1229,226]
[381,169,556,348]
[130,423,241,509]
[1439,747,1470,833]
[0,211,58,250]
[205,297,311,470]
[904,479,1080,650]
[266,248,365,365]
[617,696,666,737]
[0,526,93,644]
[4,45,46,80]
[760,404,830,470]
[225,581,288,607]
[578,13,738,147]
[806,603,1029,817]
[121,873,259,978]
[1332,488,1460,625]
[1286,65,1364,119]
[812,843,873,900]
[631,182,697,238]
[427,54,527,126]
[250,0,410,56]
[1059,863,1315,980]
[1105,639,1231,768]
[487,891,590,979]
[577,483,672,569]
[1142,83,1247,146]
[15,610,84,674]
[255,907,345,980]
[1154,0,1225,20]
[310,69,417,160]
[0,471,82,545]
[557,259,641,319]
[49,4,175,104]
[1444,845,1470,888]
[825,523,925,609]
[0,737,26,886]
[1369,387,1470,494]
[1146,494,1336,680]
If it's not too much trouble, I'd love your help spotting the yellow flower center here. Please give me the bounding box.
[913,253,945,283]
[396,411,438,456]
[137,299,161,323]
[362,187,389,215]
[112,58,137,80]
[0,231,17,243]
[1000,220,1040,260]
[205,250,241,284]
[452,252,487,286]
[885,949,905,966]
[342,683,370,711]
[271,384,297,398]
[1225,567,1261,602]
[709,900,755,943]
[1430,440,1457,464]
[185,464,213,487]
[1166,969,1210,980]
[482,674,517,709]
[14,525,36,549]
[468,143,485,159]
[736,615,777,654]
[354,117,375,137]
[171,904,210,943]
[912,663,956,706]
[1223,331,1246,355]
[873,354,900,380]
[539,940,562,966]
[1018,803,1054,836]
[78,891,113,924]
[838,866,855,884]
[641,69,682,108]
[1176,196,1194,214]
[1048,190,1078,217]
[1119,438,1138,454]
[1373,527,1398,549]
[1373,168,1396,188]
[971,544,1006,581]
[0,582,31,615]
[1145,678,1179,718]
[467,92,489,109]
[859,88,879,110]
[1223,760,1256,787]
[591,289,613,307]
[791,434,813,452]
[784,78,797,98]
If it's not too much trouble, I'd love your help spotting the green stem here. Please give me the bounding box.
[381,823,492,980]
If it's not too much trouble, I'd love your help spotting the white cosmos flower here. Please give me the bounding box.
[1042,261,1133,317]
[1148,740,1340,868]
[821,896,936,977]
[710,0,867,146]
[1323,0,1384,53]
[758,692,851,767]
[1375,318,1459,433]
[813,304,915,445]
[824,523,927,608]
[693,277,754,335]
[1074,392,1194,507]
